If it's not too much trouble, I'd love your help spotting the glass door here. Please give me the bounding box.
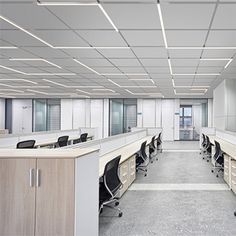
[179,105,193,140]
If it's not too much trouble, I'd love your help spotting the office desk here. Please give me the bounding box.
[209,135,236,194]
[99,136,152,195]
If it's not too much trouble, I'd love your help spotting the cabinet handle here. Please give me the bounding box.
[29,168,34,187]
[36,169,40,187]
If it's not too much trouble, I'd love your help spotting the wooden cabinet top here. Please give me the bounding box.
[0,147,98,159]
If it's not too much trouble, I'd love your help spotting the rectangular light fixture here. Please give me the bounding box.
[108,79,156,88]
[53,46,130,49]
[9,58,62,69]
[37,1,119,32]
[92,88,115,93]
[168,47,236,50]
[0,46,18,49]
[224,59,233,69]
[168,58,173,75]
[27,89,48,95]
[125,89,163,97]
[73,59,101,75]
[28,73,76,76]
[157,2,168,48]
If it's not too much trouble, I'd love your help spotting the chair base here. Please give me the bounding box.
[99,198,123,217]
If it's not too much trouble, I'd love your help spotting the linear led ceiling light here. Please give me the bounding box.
[0,46,18,49]
[168,47,236,50]
[168,58,173,75]
[9,58,62,69]
[0,15,53,47]
[173,73,220,76]
[157,0,168,48]
[73,59,101,75]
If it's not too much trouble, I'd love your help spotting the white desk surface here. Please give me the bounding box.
[0,147,98,159]
[99,136,153,177]
[209,135,236,160]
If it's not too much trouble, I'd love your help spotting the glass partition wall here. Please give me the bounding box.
[33,99,61,132]
[109,99,137,136]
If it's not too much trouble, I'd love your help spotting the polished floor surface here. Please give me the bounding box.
[99,141,236,236]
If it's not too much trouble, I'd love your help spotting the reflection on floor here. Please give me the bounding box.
[162,141,199,150]
[99,141,236,236]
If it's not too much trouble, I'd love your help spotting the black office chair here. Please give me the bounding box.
[203,136,213,162]
[55,135,69,148]
[211,140,224,177]
[99,155,123,217]
[16,140,36,149]
[80,133,88,142]
[136,141,149,177]
[200,134,207,155]
[149,135,156,163]
[156,132,163,158]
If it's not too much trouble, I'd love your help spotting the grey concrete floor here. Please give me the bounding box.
[99,142,236,236]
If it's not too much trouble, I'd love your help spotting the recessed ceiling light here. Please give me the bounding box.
[9,58,62,69]
[27,89,48,95]
[168,58,173,75]
[168,47,236,50]
[125,89,163,97]
[224,59,233,69]
[108,79,156,88]
[157,2,168,48]
[73,59,101,75]
[0,89,24,93]
[29,73,76,76]
[92,88,115,93]
[0,46,18,49]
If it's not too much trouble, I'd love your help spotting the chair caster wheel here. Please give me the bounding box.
[156,158,158,161]
[145,169,147,172]
[144,174,147,177]
[207,160,209,162]
[211,170,214,173]
[203,158,205,160]
[115,202,119,206]
[151,161,153,164]
[216,174,219,178]
[118,212,123,217]
[234,211,236,217]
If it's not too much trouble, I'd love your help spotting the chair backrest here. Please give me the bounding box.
[104,155,122,195]
[57,135,69,147]
[16,140,35,149]
[214,140,220,157]
[140,141,147,159]
[151,135,156,146]
[80,133,88,142]
[202,134,206,145]
[157,132,162,144]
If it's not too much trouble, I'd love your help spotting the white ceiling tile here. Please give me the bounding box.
[61,48,103,58]
[119,67,146,73]
[212,4,236,29]
[132,47,168,58]
[202,49,236,58]
[78,30,127,47]
[162,3,215,29]
[97,48,135,58]
[109,58,141,67]
[172,67,197,73]
[48,5,113,29]
[140,58,168,67]
[166,30,207,46]
[34,30,88,47]
[197,67,222,73]
[0,3,67,29]
[23,47,69,58]
[199,60,227,67]
[121,30,164,46]
[169,49,202,59]
[171,59,199,67]
[206,30,236,46]
[145,67,169,73]
[103,3,161,29]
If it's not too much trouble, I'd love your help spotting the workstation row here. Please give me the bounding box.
[0,128,163,236]
[200,128,236,213]
[0,127,95,149]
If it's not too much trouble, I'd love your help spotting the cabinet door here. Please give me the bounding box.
[35,159,75,236]
[0,159,36,236]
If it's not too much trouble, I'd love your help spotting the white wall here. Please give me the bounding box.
[12,99,32,134]
[208,99,213,127]
[61,99,73,130]
[0,99,5,129]
[213,80,226,130]
[60,99,109,139]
